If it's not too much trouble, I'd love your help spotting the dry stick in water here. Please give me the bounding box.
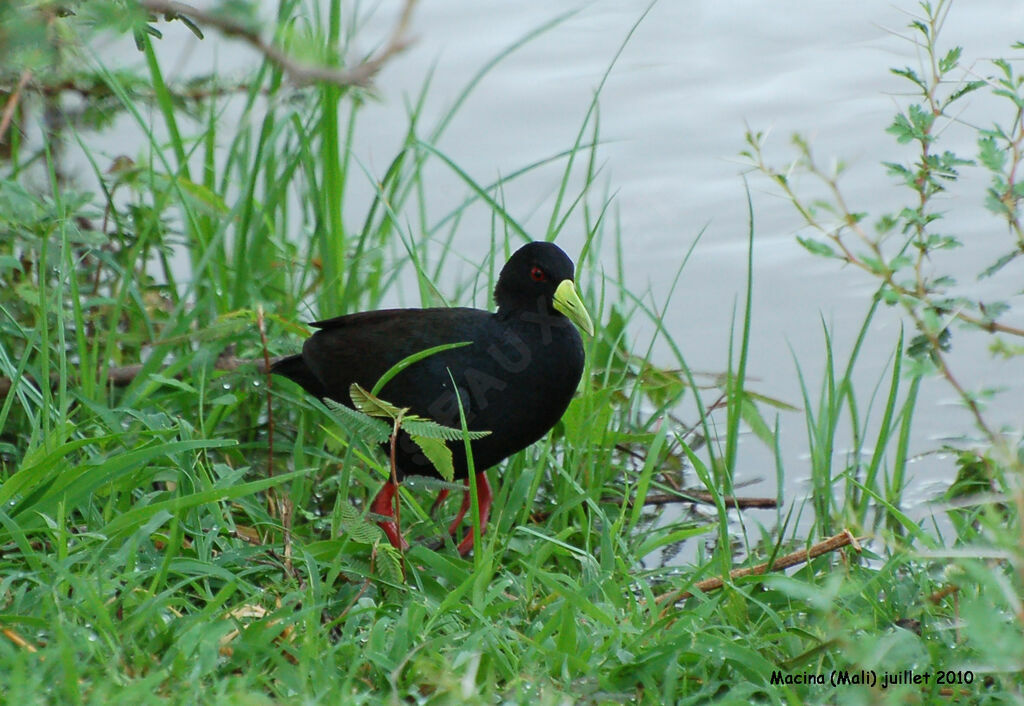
[656,529,863,610]
[526,489,778,525]
[643,490,777,509]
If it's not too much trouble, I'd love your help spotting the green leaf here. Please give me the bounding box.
[208,393,238,406]
[173,13,205,39]
[879,286,900,305]
[984,187,1011,216]
[376,544,404,583]
[887,104,934,145]
[635,524,715,558]
[148,374,197,393]
[890,66,926,91]
[796,236,837,259]
[0,255,22,273]
[980,300,1010,319]
[337,501,383,544]
[401,418,490,441]
[151,173,228,215]
[322,398,392,444]
[978,135,1007,172]
[739,395,776,448]
[744,389,801,412]
[349,383,407,420]
[410,435,455,482]
[980,251,1022,279]
[926,234,962,251]
[886,114,915,144]
[860,254,887,275]
[888,254,913,271]
[908,103,936,134]
[875,213,899,233]
[938,46,962,74]
[946,79,986,105]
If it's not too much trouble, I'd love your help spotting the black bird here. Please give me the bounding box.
[272,241,594,553]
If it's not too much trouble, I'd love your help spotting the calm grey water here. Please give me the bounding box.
[98,1,1024,530]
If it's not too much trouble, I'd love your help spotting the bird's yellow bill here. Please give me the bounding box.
[553,279,595,336]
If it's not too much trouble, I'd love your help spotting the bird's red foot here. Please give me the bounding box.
[451,472,492,555]
[370,481,409,550]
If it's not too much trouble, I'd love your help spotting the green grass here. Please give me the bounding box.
[0,0,1022,703]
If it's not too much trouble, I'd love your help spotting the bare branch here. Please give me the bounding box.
[656,529,862,608]
[0,69,32,144]
[643,490,777,509]
[136,0,417,88]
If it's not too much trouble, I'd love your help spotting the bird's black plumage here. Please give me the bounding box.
[271,241,593,552]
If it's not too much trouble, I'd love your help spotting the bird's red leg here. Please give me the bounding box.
[429,488,451,516]
[447,480,472,536]
[370,481,409,550]
[455,472,493,556]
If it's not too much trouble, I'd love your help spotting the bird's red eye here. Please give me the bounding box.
[530,266,546,282]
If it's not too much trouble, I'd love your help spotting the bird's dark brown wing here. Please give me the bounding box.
[299,307,488,407]
[308,308,418,331]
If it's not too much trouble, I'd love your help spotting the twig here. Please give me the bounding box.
[416,487,779,551]
[927,584,959,604]
[334,561,374,624]
[656,529,862,610]
[0,69,32,144]
[136,0,417,88]
[525,489,778,524]
[1,625,37,653]
[644,490,777,509]
[0,77,270,102]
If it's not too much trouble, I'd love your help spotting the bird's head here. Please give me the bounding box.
[494,241,594,337]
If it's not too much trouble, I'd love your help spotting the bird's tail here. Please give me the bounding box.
[270,354,327,399]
